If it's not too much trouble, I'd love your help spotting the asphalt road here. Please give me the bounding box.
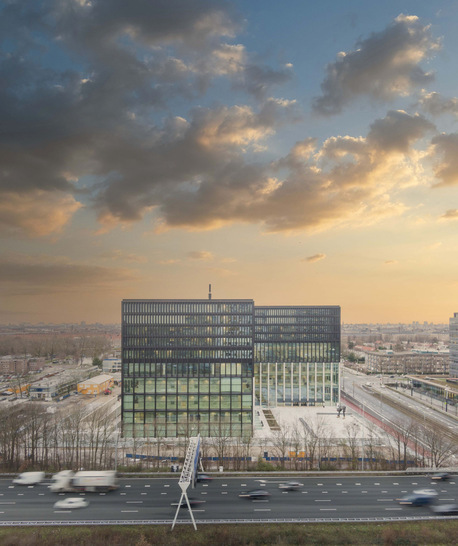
[0,475,456,524]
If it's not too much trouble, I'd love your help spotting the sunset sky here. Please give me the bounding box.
[2,0,458,325]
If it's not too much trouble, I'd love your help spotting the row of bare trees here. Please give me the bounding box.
[0,404,117,472]
[1,406,455,473]
[0,334,112,364]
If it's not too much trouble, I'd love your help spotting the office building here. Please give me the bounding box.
[121,298,340,438]
[450,313,458,378]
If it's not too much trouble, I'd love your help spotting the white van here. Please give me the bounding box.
[13,471,45,485]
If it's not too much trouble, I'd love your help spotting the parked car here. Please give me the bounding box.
[279,481,302,491]
[239,489,271,500]
[13,472,45,485]
[53,497,89,509]
[430,504,458,515]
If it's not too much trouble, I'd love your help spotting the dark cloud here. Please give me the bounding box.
[367,110,435,152]
[431,133,458,187]
[0,0,291,237]
[313,14,440,116]
[418,91,458,117]
[440,209,458,219]
[0,255,135,296]
[303,254,326,263]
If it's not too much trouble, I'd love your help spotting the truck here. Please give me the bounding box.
[49,470,118,493]
[13,471,45,485]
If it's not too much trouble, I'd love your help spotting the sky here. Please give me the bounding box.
[2,0,458,325]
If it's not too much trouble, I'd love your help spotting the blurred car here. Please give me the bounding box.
[170,497,205,508]
[398,491,437,506]
[431,472,451,481]
[196,473,213,482]
[13,472,45,485]
[53,497,89,509]
[279,481,302,491]
[430,504,458,515]
[413,489,438,497]
[239,489,271,500]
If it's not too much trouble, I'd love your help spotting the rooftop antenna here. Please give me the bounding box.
[208,284,212,300]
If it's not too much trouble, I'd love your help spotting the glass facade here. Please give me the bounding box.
[450,313,458,378]
[122,299,254,438]
[121,300,341,437]
[254,306,341,407]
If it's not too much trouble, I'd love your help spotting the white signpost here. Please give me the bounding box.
[171,434,201,531]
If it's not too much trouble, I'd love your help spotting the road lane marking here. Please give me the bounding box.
[54,510,71,513]
[241,484,247,487]
[411,482,418,485]
[320,508,336,511]
[0,502,16,505]
[315,499,331,502]
[342,491,348,494]
[377,499,394,502]
[382,491,388,493]
[362,491,368,494]
[439,498,455,501]
[164,485,170,488]
[145,485,150,487]
[121,510,138,513]
[393,483,399,485]
[161,493,167,495]
[336,483,342,485]
[374,483,380,485]
[125,485,131,488]
[254,509,271,511]
[385,508,402,511]
[221,492,227,495]
[222,484,227,487]
[201,492,207,495]
[141,493,147,495]
[322,491,328,493]
[120,493,126,495]
[127,501,143,504]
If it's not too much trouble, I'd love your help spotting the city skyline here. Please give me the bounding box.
[2,1,458,324]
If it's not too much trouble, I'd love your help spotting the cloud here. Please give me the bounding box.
[440,209,458,220]
[0,191,82,237]
[158,259,181,265]
[384,260,398,265]
[313,14,440,115]
[0,0,292,238]
[187,250,214,261]
[303,253,326,263]
[151,109,430,233]
[431,133,458,187]
[0,254,135,296]
[99,250,148,264]
[418,91,458,117]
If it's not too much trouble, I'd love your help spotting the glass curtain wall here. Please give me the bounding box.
[254,306,341,407]
[122,299,254,438]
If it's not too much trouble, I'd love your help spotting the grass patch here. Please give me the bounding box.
[0,521,457,546]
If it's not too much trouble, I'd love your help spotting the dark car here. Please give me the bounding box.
[430,504,458,515]
[398,491,437,506]
[239,489,271,500]
[196,473,213,482]
[431,472,451,481]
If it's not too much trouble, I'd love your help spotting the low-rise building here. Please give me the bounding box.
[77,374,114,396]
[365,351,449,375]
[102,358,121,373]
[29,367,99,401]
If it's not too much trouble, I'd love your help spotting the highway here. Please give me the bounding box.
[0,475,456,525]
